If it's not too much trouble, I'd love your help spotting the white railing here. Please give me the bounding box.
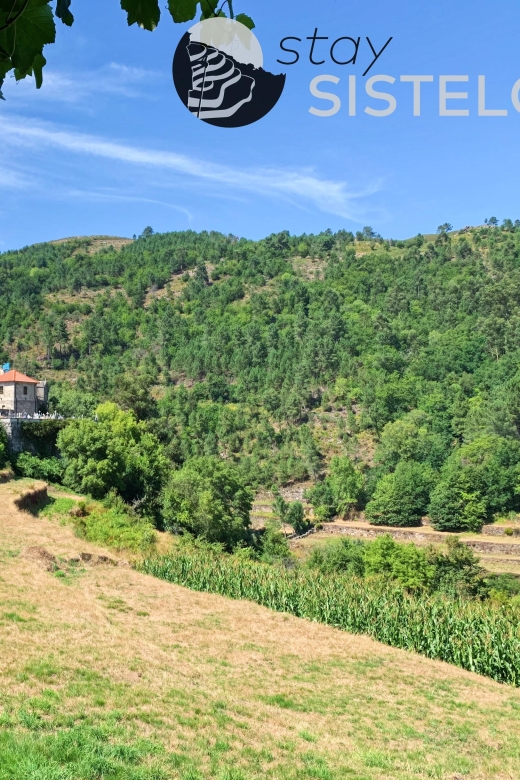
[0,412,64,420]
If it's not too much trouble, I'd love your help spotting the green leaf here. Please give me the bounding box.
[199,0,222,20]
[56,0,73,26]
[167,0,198,24]
[32,50,45,87]
[120,0,160,31]
[235,13,254,30]
[0,0,55,74]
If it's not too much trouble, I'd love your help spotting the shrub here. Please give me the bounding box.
[486,573,520,605]
[39,493,155,552]
[15,453,64,483]
[363,535,432,590]
[306,538,365,577]
[72,505,156,552]
[260,522,291,563]
[308,534,484,596]
[285,501,308,535]
[426,536,487,597]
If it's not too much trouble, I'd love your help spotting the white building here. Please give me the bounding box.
[0,370,48,417]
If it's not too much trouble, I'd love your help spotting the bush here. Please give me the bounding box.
[72,504,156,552]
[363,535,432,590]
[40,493,155,552]
[365,461,434,527]
[307,534,485,596]
[306,538,365,577]
[285,501,308,535]
[426,536,487,597]
[15,453,64,483]
[162,456,253,549]
[260,522,291,563]
[486,572,520,605]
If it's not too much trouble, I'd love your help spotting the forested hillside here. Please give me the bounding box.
[3,221,520,536]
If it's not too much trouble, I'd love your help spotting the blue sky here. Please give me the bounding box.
[1,0,520,249]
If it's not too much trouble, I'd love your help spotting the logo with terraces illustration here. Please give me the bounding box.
[173,17,286,128]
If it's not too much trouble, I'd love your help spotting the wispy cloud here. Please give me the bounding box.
[1,63,163,104]
[0,116,378,220]
[66,189,194,222]
[0,165,32,190]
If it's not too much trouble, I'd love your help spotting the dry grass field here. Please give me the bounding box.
[1,481,520,779]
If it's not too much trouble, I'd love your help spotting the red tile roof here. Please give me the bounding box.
[0,370,39,384]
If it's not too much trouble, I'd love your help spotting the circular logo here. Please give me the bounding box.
[173,18,286,128]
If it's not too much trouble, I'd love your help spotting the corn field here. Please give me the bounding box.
[139,549,520,686]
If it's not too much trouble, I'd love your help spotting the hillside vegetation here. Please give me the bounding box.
[4,223,520,528]
[1,480,520,780]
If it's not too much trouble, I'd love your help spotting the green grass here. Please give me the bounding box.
[39,497,76,517]
[73,505,156,553]
[0,702,375,780]
[38,496,156,553]
[0,719,171,780]
[140,547,520,686]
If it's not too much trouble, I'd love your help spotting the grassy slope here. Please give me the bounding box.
[0,483,519,779]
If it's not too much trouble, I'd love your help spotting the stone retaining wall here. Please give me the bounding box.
[322,524,435,544]
[321,523,520,557]
[465,540,520,555]
[0,418,24,453]
[482,524,520,537]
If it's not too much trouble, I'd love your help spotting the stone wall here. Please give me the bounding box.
[481,524,520,538]
[321,524,436,544]
[0,418,67,456]
[0,418,24,453]
[321,522,520,557]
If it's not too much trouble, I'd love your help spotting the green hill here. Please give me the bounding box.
[3,223,520,535]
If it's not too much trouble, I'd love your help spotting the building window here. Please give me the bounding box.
[23,386,27,396]
[0,386,3,394]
